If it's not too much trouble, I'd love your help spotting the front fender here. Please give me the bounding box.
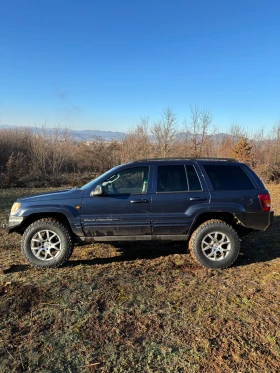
[19,204,80,220]
[10,203,83,236]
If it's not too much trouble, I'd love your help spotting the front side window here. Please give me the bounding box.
[102,166,149,195]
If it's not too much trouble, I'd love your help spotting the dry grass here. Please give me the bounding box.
[0,187,279,372]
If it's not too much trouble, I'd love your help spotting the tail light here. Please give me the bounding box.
[258,194,271,211]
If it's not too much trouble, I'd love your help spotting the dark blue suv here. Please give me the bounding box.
[7,158,274,269]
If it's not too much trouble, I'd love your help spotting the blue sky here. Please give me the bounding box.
[0,0,279,133]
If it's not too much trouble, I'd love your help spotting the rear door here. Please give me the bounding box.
[150,163,210,235]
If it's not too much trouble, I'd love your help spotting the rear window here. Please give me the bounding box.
[157,165,202,192]
[157,165,188,192]
[203,164,255,190]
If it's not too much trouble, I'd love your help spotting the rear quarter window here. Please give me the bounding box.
[203,164,255,190]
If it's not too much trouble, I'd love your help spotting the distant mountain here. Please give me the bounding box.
[0,124,11,129]
[0,125,127,141]
[70,129,126,141]
[0,124,230,142]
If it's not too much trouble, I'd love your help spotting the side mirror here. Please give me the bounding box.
[90,185,103,196]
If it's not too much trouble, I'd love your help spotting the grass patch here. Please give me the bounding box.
[0,186,279,372]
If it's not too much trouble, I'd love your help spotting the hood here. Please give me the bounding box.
[18,188,85,202]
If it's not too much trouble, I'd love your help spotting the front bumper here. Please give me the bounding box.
[6,215,24,234]
[234,211,274,231]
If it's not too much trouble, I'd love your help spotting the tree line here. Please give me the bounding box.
[1,107,280,188]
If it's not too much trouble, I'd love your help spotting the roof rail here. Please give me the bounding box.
[133,157,237,162]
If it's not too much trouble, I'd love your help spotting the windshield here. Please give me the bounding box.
[80,166,120,190]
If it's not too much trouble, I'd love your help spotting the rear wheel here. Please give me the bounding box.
[22,218,73,269]
[189,219,240,269]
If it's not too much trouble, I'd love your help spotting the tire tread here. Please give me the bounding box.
[189,219,240,269]
[22,218,73,269]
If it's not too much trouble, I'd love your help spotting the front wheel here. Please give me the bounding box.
[189,219,240,269]
[22,218,73,269]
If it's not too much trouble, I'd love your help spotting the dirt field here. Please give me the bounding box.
[0,186,279,373]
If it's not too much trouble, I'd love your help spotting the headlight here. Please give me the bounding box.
[11,202,21,215]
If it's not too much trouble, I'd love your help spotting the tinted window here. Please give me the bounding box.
[186,165,202,191]
[157,165,188,192]
[203,165,255,190]
[102,166,149,194]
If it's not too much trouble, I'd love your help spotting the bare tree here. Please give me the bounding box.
[214,123,246,159]
[121,117,152,162]
[184,106,214,157]
[151,107,178,158]
[29,125,74,184]
[270,122,280,165]
[251,128,265,167]
[264,122,280,182]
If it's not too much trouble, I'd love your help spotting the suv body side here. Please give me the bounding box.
[7,159,273,240]
[79,159,272,239]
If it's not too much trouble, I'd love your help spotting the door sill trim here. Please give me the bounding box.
[79,235,188,243]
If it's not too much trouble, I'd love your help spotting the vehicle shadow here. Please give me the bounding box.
[3,264,30,274]
[66,241,188,267]
[235,215,280,266]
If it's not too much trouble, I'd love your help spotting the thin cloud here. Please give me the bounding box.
[53,85,81,113]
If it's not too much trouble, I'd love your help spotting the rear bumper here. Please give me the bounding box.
[6,215,24,234]
[234,211,274,231]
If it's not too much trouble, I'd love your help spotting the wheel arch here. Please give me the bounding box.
[187,211,251,240]
[17,212,72,235]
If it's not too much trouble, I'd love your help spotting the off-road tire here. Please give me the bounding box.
[189,219,240,269]
[22,218,73,269]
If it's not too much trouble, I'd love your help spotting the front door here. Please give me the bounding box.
[81,166,151,236]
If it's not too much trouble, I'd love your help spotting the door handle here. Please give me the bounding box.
[130,199,148,204]
[189,197,207,201]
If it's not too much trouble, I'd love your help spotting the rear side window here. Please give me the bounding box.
[157,165,202,192]
[203,165,255,190]
[157,165,188,192]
